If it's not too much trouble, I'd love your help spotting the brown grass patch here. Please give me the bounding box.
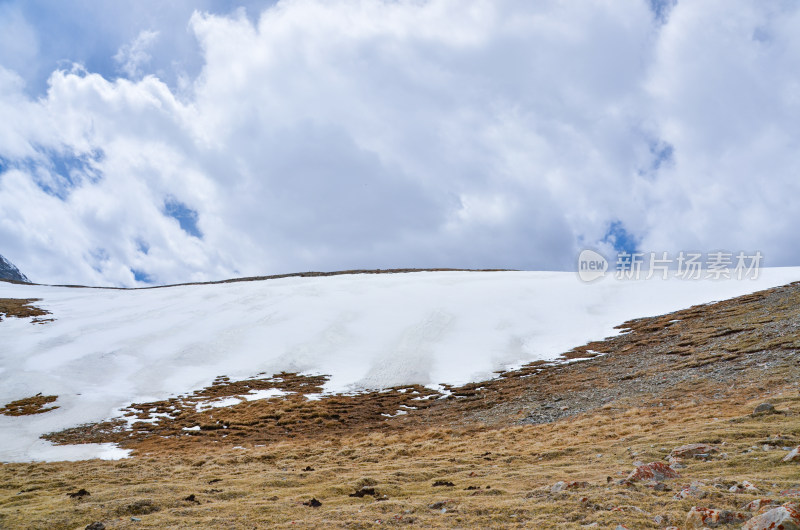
[0,298,52,323]
[3,389,800,528]
[0,394,59,416]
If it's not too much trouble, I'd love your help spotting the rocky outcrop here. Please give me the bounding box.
[0,254,29,283]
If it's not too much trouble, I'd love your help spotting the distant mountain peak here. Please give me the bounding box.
[0,254,30,283]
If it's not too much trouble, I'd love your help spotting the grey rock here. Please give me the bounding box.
[753,403,776,415]
[0,254,29,283]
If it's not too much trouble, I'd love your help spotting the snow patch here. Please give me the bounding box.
[2,268,799,462]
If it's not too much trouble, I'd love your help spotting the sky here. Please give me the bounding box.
[0,0,798,287]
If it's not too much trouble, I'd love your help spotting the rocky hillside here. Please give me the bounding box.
[0,254,29,283]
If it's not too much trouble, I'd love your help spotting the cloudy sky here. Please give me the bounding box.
[0,0,798,286]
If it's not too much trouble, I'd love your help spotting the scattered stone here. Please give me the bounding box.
[685,507,749,528]
[183,494,200,504]
[653,514,668,525]
[550,480,589,493]
[674,482,707,500]
[303,498,322,508]
[781,489,800,497]
[85,523,105,530]
[651,481,670,492]
[742,503,800,530]
[432,480,455,487]
[667,456,686,469]
[671,443,718,458]
[753,403,777,415]
[303,466,315,471]
[783,446,800,463]
[428,501,447,510]
[729,480,759,493]
[68,489,90,498]
[627,462,680,482]
[743,499,776,512]
[349,487,378,498]
[130,517,141,522]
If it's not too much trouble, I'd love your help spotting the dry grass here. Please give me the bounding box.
[0,394,59,417]
[0,298,51,323]
[2,387,799,529]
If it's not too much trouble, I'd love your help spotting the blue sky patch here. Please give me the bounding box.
[603,221,639,254]
[164,199,202,238]
[638,138,675,179]
[12,148,105,199]
[648,0,677,24]
[131,268,152,283]
[649,140,674,172]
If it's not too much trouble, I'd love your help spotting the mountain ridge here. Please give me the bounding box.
[0,254,29,283]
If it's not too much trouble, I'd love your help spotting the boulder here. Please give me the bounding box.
[753,403,776,415]
[627,462,679,482]
[783,446,800,463]
[670,443,718,458]
[742,503,800,530]
[686,507,749,528]
[674,482,707,500]
[743,499,776,512]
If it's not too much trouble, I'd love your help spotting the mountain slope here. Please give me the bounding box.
[1,267,799,463]
[0,254,29,283]
[1,275,799,528]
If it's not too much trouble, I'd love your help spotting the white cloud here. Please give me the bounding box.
[0,0,798,286]
[114,29,160,79]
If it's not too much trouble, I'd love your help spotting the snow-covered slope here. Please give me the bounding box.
[0,254,29,283]
[2,269,800,462]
